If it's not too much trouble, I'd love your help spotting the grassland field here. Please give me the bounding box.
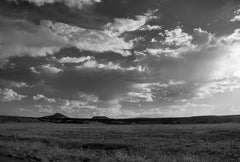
[0,123,240,162]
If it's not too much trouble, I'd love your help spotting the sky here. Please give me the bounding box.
[1,0,240,118]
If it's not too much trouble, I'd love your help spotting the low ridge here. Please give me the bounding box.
[92,116,109,120]
[42,113,68,119]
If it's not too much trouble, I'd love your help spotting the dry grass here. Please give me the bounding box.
[0,123,240,161]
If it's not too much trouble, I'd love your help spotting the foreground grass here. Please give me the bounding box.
[0,123,240,162]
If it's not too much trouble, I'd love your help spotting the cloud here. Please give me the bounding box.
[60,98,98,114]
[40,10,158,57]
[164,26,193,47]
[0,88,26,102]
[40,64,62,74]
[170,103,212,108]
[140,25,162,31]
[0,79,28,88]
[125,83,158,103]
[78,92,98,103]
[104,10,157,36]
[128,91,154,102]
[222,28,240,45]
[125,81,185,103]
[0,16,67,65]
[29,67,39,74]
[7,0,101,9]
[57,56,92,64]
[168,103,214,117]
[32,92,99,115]
[192,28,213,45]
[145,27,203,58]
[196,78,240,99]
[95,99,122,118]
[78,60,125,70]
[230,9,240,22]
[105,16,147,35]
[151,38,157,42]
[135,26,240,104]
[141,27,229,81]
[35,104,54,113]
[77,59,147,72]
[43,20,133,56]
[38,66,143,101]
[58,92,99,114]
[2,0,240,118]
[33,94,56,103]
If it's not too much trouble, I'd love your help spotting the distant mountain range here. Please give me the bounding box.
[1,113,240,124]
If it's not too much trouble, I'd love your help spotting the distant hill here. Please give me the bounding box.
[92,116,109,120]
[1,113,240,124]
[41,113,68,119]
[40,113,69,122]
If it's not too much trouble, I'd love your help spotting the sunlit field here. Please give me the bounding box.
[0,123,240,162]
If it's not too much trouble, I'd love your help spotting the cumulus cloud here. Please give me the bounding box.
[0,88,26,102]
[10,82,28,88]
[7,0,101,9]
[78,92,99,103]
[192,28,213,45]
[125,81,185,103]
[128,91,154,102]
[222,28,240,45]
[105,10,157,36]
[41,64,62,73]
[126,83,158,103]
[142,27,227,81]
[0,16,67,65]
[57,56,92,64]
[196,78,240,99]
[60,92,98,114]
[136,26,240,105]
[77,59,147,72]
[33,94,56,103]
[78,60,124,69]
[140,25,162,31]
[0,79,28,88]
[29,64,62,75]
[60,99,97,114]
[145,27,201,58]
[164,26,193,47]
[230,9,240,22]
[151,38,157,42]
[30,67,40,74]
